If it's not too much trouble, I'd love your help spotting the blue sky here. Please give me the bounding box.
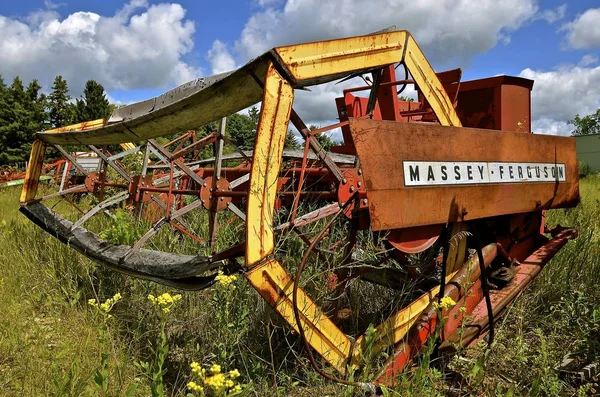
[1,0,599,135]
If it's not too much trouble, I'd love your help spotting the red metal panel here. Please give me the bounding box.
[456,76,534,132]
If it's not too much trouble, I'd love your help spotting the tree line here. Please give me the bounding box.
[0,75,338,166]
[0,75,112,164]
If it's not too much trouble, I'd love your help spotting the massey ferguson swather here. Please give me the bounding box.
[19,30,579,388]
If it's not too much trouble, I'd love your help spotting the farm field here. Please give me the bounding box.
[0,175,599,396]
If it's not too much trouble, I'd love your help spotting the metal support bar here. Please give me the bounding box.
[39,184,87,201]
[289,110,344,182]
[59,160,69,192]
[171,133,217,160]
[89,145,132,183]
[226,202,246,221]
[54,145,88,175]
[108,145,141,161]
[148,139,204,186]
[149,145,169,163]
[228,173,250,189]
[71,191,130,230]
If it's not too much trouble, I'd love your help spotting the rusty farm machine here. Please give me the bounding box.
[18,30,579,388]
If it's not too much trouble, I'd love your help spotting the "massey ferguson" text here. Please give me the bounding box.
[403,161,566,186]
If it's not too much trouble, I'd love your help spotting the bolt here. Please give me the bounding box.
[342,178,347,184]
[203,182,207,187]
[220,197,224,201]
[209,196,213,200]
[362,198,368,205]
[349,186,355,192]
[217,176,221,180]
[209,188,213,192]
[201,199,205,203]
[358,169,362,175]
[357,181,362,187]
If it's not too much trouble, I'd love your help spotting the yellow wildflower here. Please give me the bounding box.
[232,384,242,393]
[148,292,182,314]
[187,381,203,393]
[215,271,238,289]
[228,369,240,379]
[210,363,221,374]
[435,296,457,311]
[88,298,96,306]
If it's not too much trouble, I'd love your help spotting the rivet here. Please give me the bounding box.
[362,198,368,205]
[342,178,347,184]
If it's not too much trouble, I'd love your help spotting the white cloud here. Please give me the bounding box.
[579,54,598,67]
[520,65,600,136]
[233,0,538,66]
[531,118,571,136]
[205,0,548,136]
[562,8,600,49]
[44,0,65,10]
[206,40,236,74]
[0,0,201,96]
[257,0,282,6]
[534,4,566,24]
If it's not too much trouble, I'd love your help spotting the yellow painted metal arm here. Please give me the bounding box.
[275,30,461,127]
[20,138,46,203]
[245,62,294,266]
[403,35,462,127]
[245,259,352,374]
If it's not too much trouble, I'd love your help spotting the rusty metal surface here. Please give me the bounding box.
[375,243,498,386]
[443,227,578,349]
[456,75,533,132]
[349,118,580,230]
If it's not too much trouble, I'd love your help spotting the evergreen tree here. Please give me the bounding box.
[75,80,111,122]
[310,124,339,151]
[284,130,300,150]
[48,75,74,128]
[1,77,28,163]
[227,109,258,150]
[0,76,10,163]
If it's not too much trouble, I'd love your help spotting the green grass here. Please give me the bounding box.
[0,175,599,396]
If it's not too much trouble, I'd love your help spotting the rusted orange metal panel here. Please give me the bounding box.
[349,118,579,231]
[456,76,533,132]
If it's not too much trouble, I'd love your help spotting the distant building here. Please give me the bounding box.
[575,134,600,173]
